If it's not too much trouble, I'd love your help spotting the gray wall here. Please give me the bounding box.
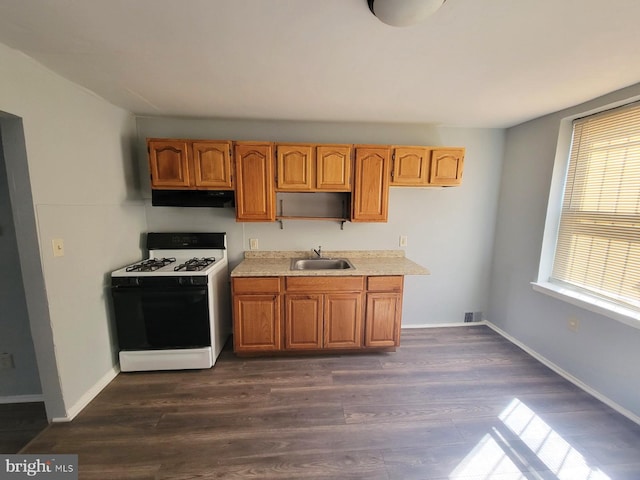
[0,42,147,420]
[0,126,41,398]
[137,116,505,326]
[488,82,640,419]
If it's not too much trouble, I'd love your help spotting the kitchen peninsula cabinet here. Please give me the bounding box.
[234,142,276,221]
[285,276,364,350]
[275,144,352,192]
[148,139,233,189]
[430,147,465,186]
[351,146,391,222]
[232,277,282,353]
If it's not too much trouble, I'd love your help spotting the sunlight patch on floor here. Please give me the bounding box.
[450,398,611,480]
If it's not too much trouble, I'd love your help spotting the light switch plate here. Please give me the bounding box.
[52,238,65,257]
[399,235,408,247]
[249,238,259,250]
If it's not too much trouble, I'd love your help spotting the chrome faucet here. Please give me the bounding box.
[313,246,322,258]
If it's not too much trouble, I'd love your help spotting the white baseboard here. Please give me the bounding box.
[402,321,486,329]
[485,320,640,426]
[0,394,44,404]
[51,366,119,423]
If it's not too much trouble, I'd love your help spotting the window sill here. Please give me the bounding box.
[531,282,640,330]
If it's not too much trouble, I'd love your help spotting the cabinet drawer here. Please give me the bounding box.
[286,276,364,292]
[233,277,281,294]
[367,276,403,292]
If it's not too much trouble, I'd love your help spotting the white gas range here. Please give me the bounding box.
[110,232,230,372]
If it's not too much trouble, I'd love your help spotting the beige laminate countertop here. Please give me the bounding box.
[230,250,430,277]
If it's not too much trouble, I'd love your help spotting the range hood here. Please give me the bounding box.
[151,189,235,208]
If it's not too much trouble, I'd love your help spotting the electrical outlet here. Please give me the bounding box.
[399,235,408,247]
[0,353,14,370]
[52,238,64,257]
[568,317,579,333]
[249,238,259,250]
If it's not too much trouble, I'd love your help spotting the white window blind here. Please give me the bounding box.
[551,102,640,311]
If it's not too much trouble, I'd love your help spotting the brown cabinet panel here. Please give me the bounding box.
[234,143,275,221]
[324,293,363,349]
[233,294,281,352]
[316,145,352,191]
[233,277,281,294]
[365,293,402,347]
[148,140,191,188]
[367,276,403,292]
[352,146,390,222]
[430,148,465,186]
[192,141,233,189]
[276,144,314,191]
[285,276,364,293]
[390,146,430,186]
[285,295,323,349]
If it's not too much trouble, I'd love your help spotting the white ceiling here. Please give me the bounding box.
[1,0,639,128]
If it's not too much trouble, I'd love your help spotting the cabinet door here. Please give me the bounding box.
[234,143,275,221]
[192,141,233,189]
[316,145,352,191]
[391,147,430,186]
[352,146,390,222]
[430,148,465,186]
[324,293,362,349]
[365,293,402,347]
[276,144,314,191]
[285,295,323,349]
[148,140,191,188]
[233,294,281,352]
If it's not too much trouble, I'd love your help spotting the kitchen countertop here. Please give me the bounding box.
[230,250,430,277]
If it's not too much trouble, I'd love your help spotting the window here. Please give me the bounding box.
[550,102,640,313]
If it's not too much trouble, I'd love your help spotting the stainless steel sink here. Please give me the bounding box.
[290,258,355,271]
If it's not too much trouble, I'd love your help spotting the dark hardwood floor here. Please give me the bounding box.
[0,401,48,453]
[21,326,640,479]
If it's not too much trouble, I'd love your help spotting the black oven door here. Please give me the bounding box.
[111,283,211,350]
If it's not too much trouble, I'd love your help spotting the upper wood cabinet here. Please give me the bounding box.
[430,148,465,186]
[192,141,233,189]
[147,139,233,190]
[390,146,466,187]
[390,146,430,186]
[351,146,391,222]
[276,144,314,191]
[234,142,276,222]
[316,145,352,191]
[148,140,191,188]
[275,144,352,192]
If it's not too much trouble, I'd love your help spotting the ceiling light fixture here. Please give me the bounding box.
[367,0,446,27]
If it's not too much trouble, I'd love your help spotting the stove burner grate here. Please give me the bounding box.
[126,257,176,272]
[174,257,216,272]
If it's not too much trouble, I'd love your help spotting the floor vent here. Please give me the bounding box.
[464,312,482,323]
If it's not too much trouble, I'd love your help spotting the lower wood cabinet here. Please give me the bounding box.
[285,292,363,350]
[364,276,403,347]
[232,277,282,353]
[232,274,403,355]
